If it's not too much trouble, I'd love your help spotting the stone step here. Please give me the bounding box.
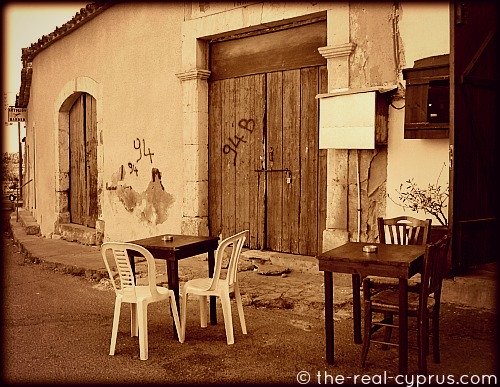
[242,249,320,274]
[16,208,40,235]
[58,223,102,246]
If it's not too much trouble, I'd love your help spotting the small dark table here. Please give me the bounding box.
[317,242,425,374]
[129,234,220,334]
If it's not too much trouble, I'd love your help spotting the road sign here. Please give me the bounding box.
[8,107,27,122]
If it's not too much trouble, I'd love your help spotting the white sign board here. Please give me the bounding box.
[319,91,376,149]
[8,107,27,122]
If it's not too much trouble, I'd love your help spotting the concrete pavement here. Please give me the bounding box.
[8,208,497,315]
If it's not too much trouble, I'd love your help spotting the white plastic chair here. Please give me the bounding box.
[101,242,183,360]
[180,230,248,345]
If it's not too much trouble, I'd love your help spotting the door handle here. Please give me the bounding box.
[268,147,274,162]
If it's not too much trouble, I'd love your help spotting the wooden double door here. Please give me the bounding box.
[69,93,98,228]
[208,66,327,256]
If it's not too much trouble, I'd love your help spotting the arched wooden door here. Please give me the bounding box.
[208,20,327,256]
[69,93,98,228]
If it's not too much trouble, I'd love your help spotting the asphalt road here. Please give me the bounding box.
[2,212,497,385]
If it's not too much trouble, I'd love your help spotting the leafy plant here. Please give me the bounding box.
[389,164,449,226]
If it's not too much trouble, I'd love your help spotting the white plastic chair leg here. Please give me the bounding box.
[220,293,234,345]
[137,301,148,360]
[130,303,138,337]
[234,284,247,334]
[169,294,184,343]
[109,298,122,355]
[180,288,188,342]
[199,295,208,328]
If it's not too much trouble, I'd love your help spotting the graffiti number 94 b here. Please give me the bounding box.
[223,118,255,166]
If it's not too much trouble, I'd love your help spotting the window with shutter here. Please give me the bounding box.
[403,54,449,139]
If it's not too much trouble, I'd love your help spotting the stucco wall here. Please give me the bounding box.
[27,3,185,240]
[386,2,450,225]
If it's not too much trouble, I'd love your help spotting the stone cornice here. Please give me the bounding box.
[318,43,356,59]
[176,69,211,81]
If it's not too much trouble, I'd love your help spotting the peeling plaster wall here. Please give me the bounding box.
[338,2,449,243]
[338,3,396,244]
[109,168,174,227]
[346,149,387,242]
[350,3,399,88]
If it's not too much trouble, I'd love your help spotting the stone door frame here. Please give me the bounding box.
[176,4,354,250]
[54,77,104,240]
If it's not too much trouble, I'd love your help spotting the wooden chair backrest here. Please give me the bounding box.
[421,234,451,303]
[377,216,432,245]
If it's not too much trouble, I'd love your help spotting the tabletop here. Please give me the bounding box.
[317,242,425,278]
[131,234,220,259]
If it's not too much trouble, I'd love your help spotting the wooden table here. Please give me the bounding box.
[129,234,220,334]
[317,242,425,374]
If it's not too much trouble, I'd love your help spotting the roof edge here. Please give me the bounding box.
[16,1,114,108]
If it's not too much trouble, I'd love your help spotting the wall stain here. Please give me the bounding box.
[108,167,174,224]
[117,185,141,212]
[139,168,173,224]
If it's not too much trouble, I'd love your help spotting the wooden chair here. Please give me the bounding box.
[360,235,451,373]
[367,216,432,290]
[363,216,432,348]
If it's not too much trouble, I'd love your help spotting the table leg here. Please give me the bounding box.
[166,260,180,338]
[130,258,136,276]
[351,274,362,344]
[208,249,217,325]
[128,250,136,277]
[324,271,334,364]
[399,278,408,374]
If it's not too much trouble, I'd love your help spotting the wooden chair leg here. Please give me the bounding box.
[360,301,372,367]
[423,314,430,356]
[381,312,393,350]
[432,306,441,363]
[418,314,428,374]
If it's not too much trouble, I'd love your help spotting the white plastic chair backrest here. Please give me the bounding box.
[101,242,161,300]
[207,230,247,291]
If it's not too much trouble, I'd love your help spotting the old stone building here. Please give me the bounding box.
[17,2,464,265]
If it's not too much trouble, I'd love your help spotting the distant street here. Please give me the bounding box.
[2,213,497,384]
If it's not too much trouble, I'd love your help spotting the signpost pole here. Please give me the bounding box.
[8,106,27,220]
[16,120,22,221]
[18,120,22,197]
